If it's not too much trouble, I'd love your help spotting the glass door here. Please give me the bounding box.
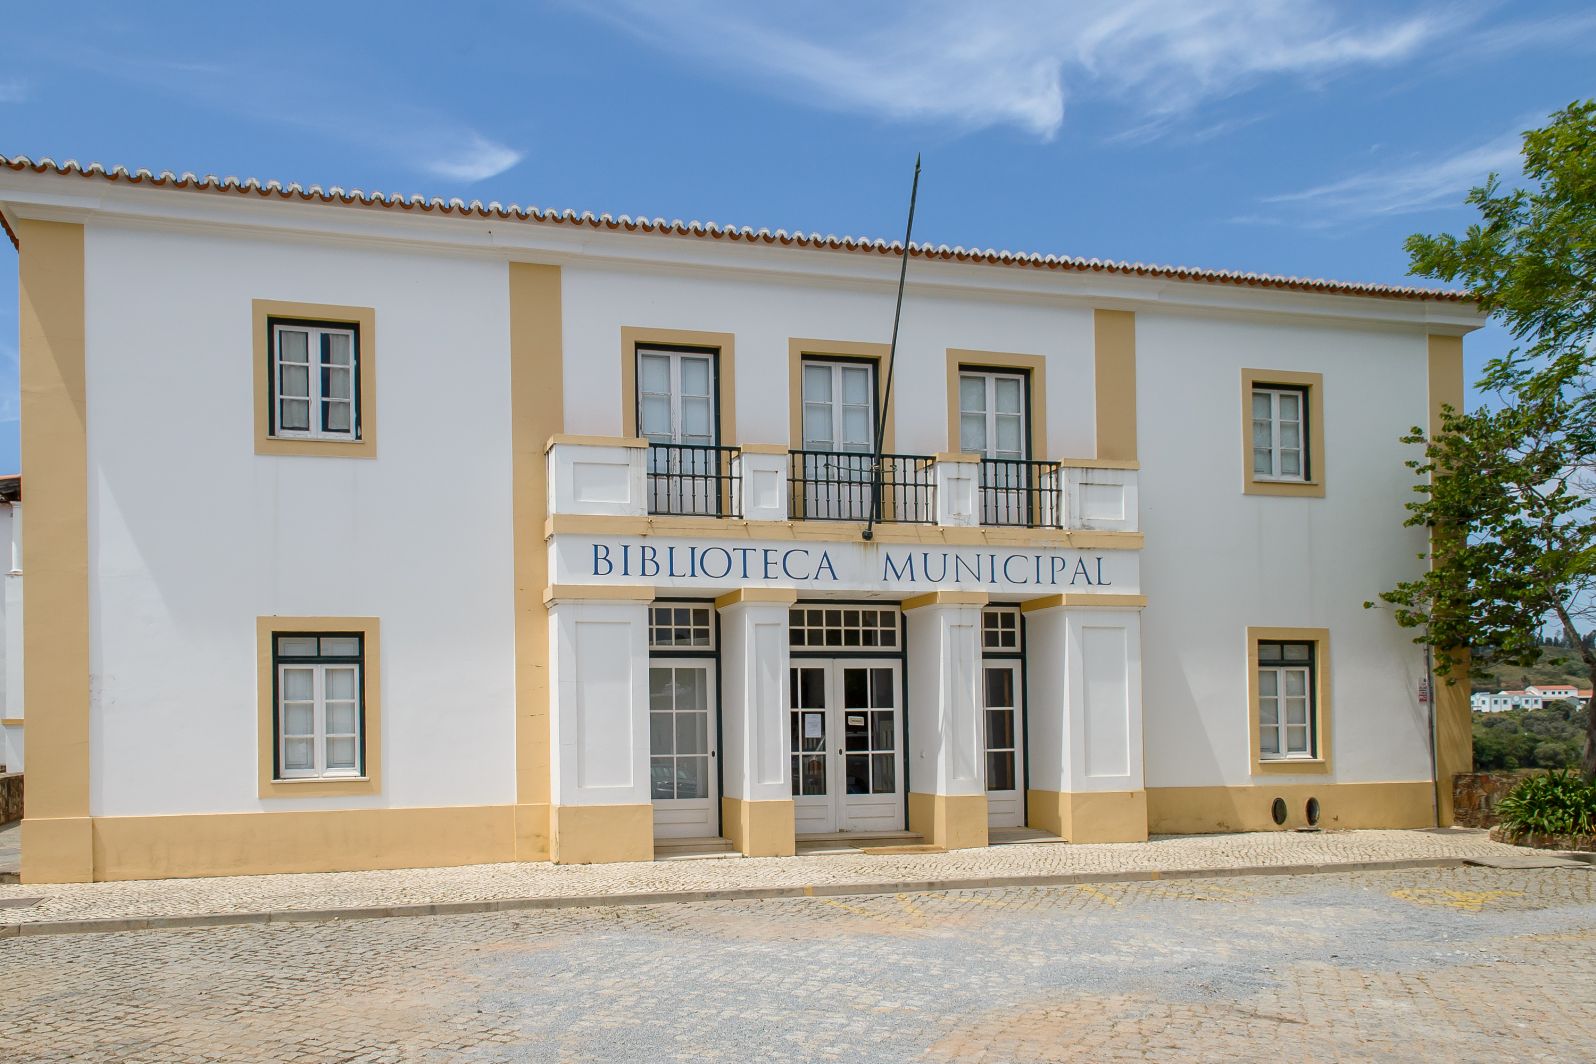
[649,662,718,838]
[790,664,834,834]
[789,660,905,834]
[838,663,902,832]
[960,370,1030,525]
[800,359,876,520]
[983,662,1024,827]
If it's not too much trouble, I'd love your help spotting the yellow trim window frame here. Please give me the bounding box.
[1246,626,1331,775]
[257,617,382,797]
[945,349,1048,460]
[619,327,737,443]
[1241,368,1324,497]
[253,300,378,458]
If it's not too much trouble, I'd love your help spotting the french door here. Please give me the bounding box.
[638,347,720,515]
[983,661,1025,827]
[789,660,903,834]
[649,661,718,838]
[798,359,877,520]
[960,370,1034,525]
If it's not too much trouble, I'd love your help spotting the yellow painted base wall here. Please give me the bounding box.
[514,802,551,862]
[550,803,653,864]
[908,792,989,850]
[20,806,518,884]
[1147,781,1434,835]
[1027,790,1149,843]
[20,816,94,884]
[721,797,796,857]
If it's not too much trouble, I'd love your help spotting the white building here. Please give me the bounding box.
[0,155,1482,883]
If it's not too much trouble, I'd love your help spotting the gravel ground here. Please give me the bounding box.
[2,865,1593,1062]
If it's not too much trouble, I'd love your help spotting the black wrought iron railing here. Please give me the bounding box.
[979,458,1063,528]
[788,449,935,523]
[647,443,741,517]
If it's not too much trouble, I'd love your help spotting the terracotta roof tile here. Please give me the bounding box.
[0,154,1470,304]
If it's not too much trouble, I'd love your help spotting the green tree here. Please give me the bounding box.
[1374,100,1596,779]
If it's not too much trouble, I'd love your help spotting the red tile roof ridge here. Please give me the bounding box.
[0,154,1471,304]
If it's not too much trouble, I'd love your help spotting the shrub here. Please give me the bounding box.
[1496,770,1596,838]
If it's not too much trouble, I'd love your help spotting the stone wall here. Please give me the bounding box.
[1452,770,1544,828]
[0,772,21,826]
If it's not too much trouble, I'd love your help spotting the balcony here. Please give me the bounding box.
[646,443,741,518]
[788,450,936,524]
[545,436,1138,533]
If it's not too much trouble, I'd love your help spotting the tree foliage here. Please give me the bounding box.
[1373,100,1596,779]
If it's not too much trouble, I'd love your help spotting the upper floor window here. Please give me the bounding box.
[1241,369,1322,497]
[274,633,365,780]
[960,370,1028,461]
[1251,385,1308,481]
[802,358,876,454]
[637,346,717,447]
[1257,640,1316,760]
[270,321,360,441]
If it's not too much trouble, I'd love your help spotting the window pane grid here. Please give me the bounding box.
[648,604,714,650]
[271,323,358,441]
[788,606,899,649]
[1258,641,1316,760]
[649,664,712,801]
[982,608,1021,651]
[1251,386,1308,482]
[274,634,364,781]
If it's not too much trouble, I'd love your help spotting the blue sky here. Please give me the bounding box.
[3,1,1594,475]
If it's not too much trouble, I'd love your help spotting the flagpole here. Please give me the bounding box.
[863,153,921,542]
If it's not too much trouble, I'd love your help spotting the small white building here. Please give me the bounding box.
[0,155,1483,883]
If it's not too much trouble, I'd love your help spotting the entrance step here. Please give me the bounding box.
[989,827,1067,847]
[653,837,740,861]
[795,830,927,855]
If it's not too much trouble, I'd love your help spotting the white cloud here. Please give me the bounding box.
[1256,132,1524,225]
[416,132,524,183]
[583,0,1453,140]
[0,78,26,104]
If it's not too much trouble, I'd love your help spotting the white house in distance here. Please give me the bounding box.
[0,155,1484,884]
[1472,685,1592,712]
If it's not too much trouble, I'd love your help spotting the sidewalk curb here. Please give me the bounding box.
[0,856,1483,940]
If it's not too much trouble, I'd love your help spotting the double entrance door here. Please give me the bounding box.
[789,660,904,834]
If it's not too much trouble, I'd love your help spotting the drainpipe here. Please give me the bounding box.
[1425,644,1440,828]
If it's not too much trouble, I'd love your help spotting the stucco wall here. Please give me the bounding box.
[82,223,518,816]
[1137,310,1434,789]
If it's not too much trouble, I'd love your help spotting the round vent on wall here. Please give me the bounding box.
[1271,797,1288,826]
[1306,797,1321,826]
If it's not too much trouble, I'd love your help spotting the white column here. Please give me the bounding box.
[547,592,653,862]
[932,455,981,527]
[903,592,988,849]
[1024,601,1147,842]
[715,590,796,855]
[732,445,790,522]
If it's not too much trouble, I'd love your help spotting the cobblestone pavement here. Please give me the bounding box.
[3,865,1593,1062]
[0,828,1541,927]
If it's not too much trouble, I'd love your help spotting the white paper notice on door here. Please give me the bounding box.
[847,714,865,728]
[803,712,823,739]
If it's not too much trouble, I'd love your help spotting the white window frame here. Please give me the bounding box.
[959,370,1028,461]
[1257,642,1316,760]
[270,322,359,442]
[275,636,364,780]
[802,359,876,454]
[1251,385,1308,482]
[637,347,717,447]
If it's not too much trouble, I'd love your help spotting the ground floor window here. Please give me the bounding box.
[1257,640,1316,759]
[274,633,364,780]
[649,664,712,799]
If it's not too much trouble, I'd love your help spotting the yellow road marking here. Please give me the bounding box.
[1389,888,1525,912]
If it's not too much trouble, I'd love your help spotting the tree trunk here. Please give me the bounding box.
[1584,683,1596,783]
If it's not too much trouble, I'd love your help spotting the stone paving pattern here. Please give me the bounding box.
[3,865,1593,1061]
[0,827,1533,926]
